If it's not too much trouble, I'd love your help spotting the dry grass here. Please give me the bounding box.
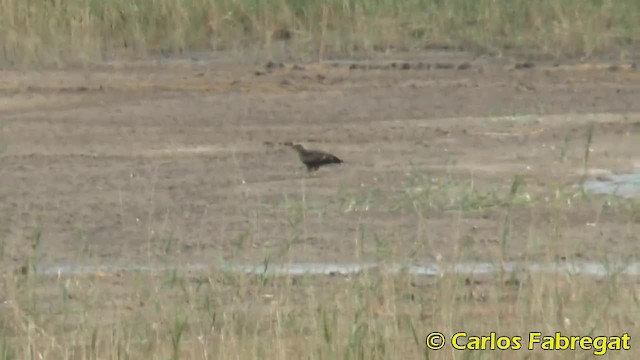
[1,2,640,358]
[0,0,639,66]
[2,171,640,359]
[1,259,639,359]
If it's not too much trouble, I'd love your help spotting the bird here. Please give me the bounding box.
[287,143,343,172]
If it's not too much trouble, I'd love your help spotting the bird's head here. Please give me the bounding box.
[289,144,306,153]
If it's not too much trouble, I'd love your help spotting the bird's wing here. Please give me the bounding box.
[316,151,342,163]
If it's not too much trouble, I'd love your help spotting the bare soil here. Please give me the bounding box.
[1,51,639,270]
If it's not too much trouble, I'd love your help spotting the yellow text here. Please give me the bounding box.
[528,332,631,356]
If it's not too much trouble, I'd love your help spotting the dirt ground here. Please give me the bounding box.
[1,51,639,270]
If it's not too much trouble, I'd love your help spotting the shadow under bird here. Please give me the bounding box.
[287,143,343,171]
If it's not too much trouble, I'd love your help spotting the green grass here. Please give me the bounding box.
[1,0,639,66]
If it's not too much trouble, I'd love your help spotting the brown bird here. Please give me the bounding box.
[288,143,343,172]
